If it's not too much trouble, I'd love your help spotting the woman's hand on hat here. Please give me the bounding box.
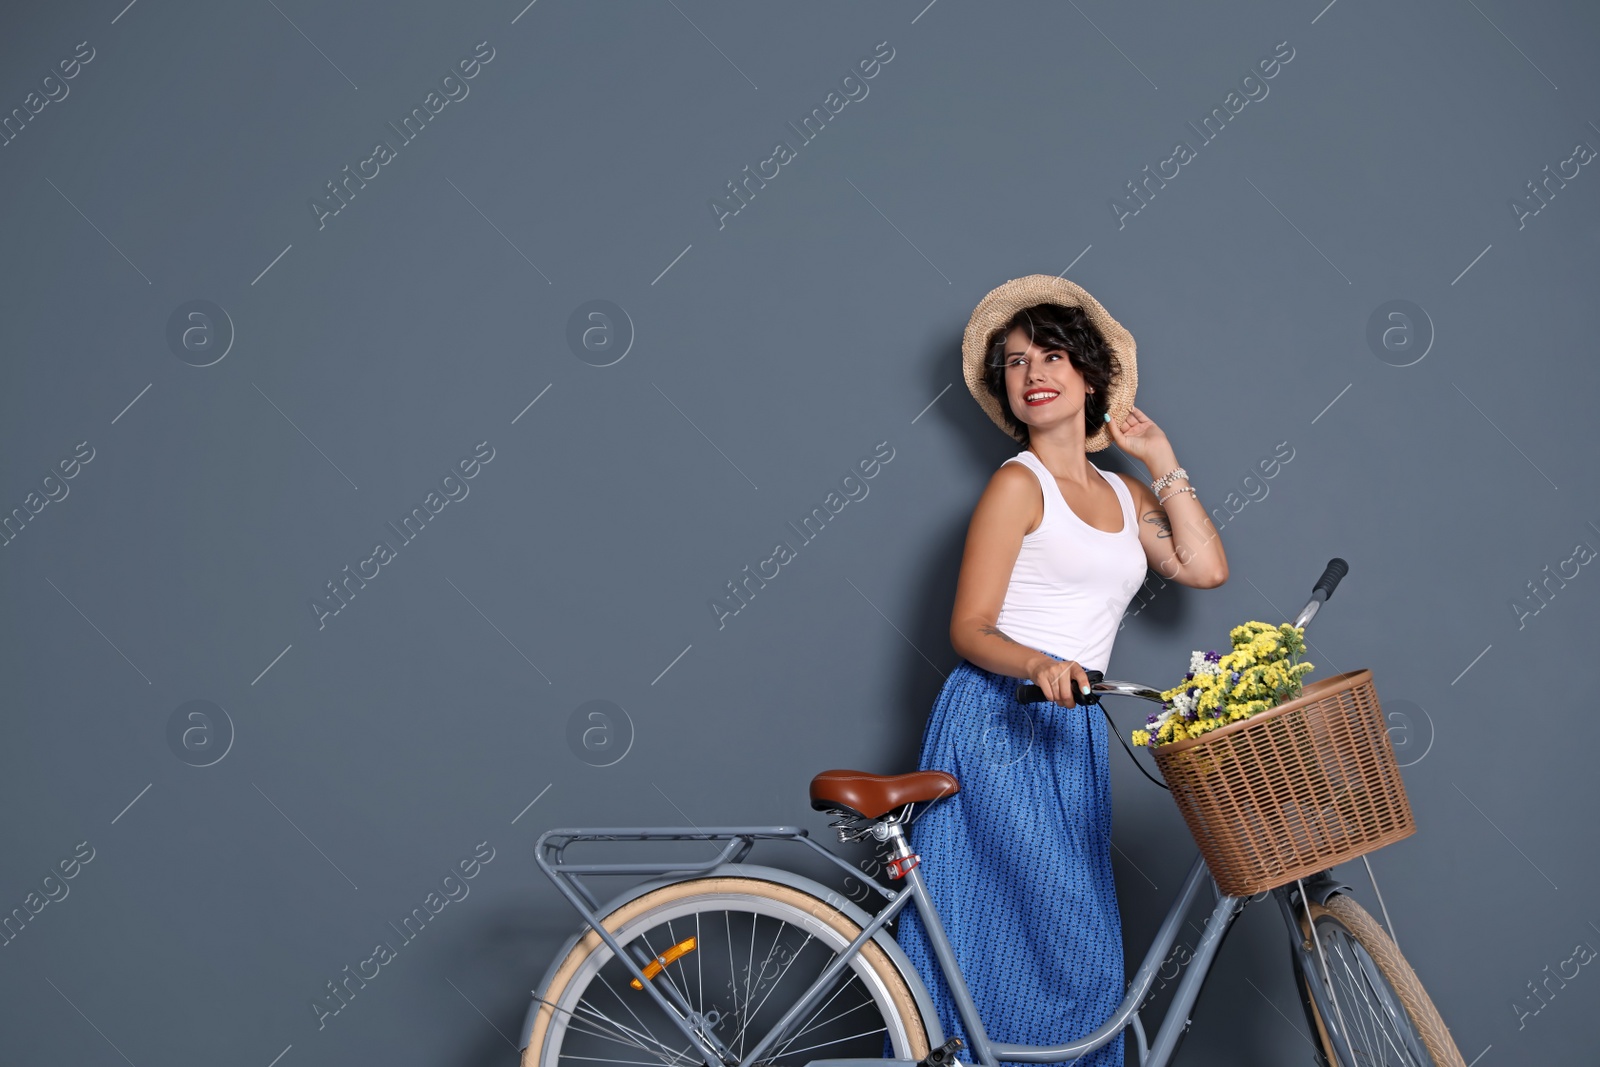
[1106,404,1173,468]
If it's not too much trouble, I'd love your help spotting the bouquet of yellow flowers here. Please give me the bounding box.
[1132,621,1315,747]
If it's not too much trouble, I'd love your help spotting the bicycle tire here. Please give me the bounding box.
[1297,894,1465,1067]
[523,876,930,1067]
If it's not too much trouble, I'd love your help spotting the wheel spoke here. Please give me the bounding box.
[1319,922,1423,1066]
[1350,938,1429,1063]
[732,927,806,1055]
[1333,936,1413,1064]
[663,919,699,1012]
[591,972,702,1066]
[740,910,758,1058]
[758,1025,889,1062]
[532,987,689,1066]
[562,1018,689,1066]
[747,919,787,1017]
[733,933,817,1052]
[571,996,700,1067]
[769,988,880,1059]
[559,1055,703,1066]
[1329,949,1389,1062]
[562,1006,695,1067]
[724,911,740,1054]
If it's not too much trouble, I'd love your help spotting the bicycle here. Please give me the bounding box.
[516,560,1466,1067]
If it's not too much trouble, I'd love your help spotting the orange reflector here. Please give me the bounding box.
[629,936,698,990]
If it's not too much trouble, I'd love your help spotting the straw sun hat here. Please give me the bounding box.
[961,274,1138,452]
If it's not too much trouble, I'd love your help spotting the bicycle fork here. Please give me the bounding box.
[1274,874,1359,1067]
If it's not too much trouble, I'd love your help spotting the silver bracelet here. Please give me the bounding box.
[1158,485,1197,505]
[1151,467,1188,494]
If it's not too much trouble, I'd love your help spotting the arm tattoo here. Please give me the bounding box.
[978,624,1019,645]
[1142,507,1173,539]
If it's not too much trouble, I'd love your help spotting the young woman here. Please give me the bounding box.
[893,276,1229,1066]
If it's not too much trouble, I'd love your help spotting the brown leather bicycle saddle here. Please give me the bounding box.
[809,769,960,819]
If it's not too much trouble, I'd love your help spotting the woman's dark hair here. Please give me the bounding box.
[982,302,1120,444]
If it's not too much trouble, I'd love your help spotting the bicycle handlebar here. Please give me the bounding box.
[1310,557,1348,603]
[1014,557,1348,707]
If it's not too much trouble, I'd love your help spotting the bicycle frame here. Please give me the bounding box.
[530,824,1259,1067]
[529,564,1357,1067]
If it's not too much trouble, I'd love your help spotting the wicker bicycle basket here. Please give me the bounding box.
[1150,668,1415,897]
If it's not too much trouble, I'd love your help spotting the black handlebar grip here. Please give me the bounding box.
[1312,558,1349,601]
[1016,670,1103,706]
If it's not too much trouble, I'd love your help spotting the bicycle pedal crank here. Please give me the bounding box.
[918,1037,965,1067]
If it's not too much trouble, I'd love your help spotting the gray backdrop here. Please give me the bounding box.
[3,0,1597,1064]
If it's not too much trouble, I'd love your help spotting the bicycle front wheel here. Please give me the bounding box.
[523,876,930,1067]
[1297,894,1465,1067]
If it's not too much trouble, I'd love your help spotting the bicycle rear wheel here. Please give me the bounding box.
[1296,894,1464,1067]
[523,877,929,1067]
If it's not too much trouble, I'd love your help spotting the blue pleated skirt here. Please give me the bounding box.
[893,655,1124,1067]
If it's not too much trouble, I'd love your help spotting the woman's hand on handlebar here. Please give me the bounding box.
[1025,654,1092,707]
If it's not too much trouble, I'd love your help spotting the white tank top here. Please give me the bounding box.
[993,450,1148,674]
